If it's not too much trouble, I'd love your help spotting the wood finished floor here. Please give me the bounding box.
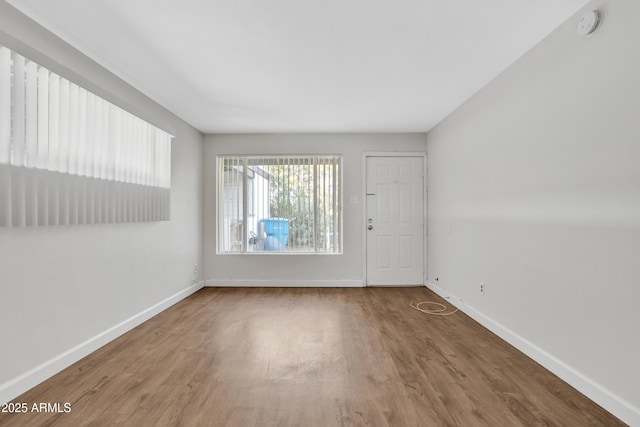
[1,287,624,427]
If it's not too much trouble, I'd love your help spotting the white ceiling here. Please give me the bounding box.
[7,0,588,134]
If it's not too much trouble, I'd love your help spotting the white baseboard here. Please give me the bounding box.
[206,279,364,287]
[425,281,640,426]
[0,280,205,405]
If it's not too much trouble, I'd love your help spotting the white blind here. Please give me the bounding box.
[0,44,172,226]
[217,155,342,254]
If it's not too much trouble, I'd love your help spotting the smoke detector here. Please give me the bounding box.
[577,10,602,36]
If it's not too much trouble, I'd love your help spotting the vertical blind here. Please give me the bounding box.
[0,44,172,227]
[217,155,342,254]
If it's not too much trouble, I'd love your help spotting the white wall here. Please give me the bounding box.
[204,133,426,286]
[426,0,639,423]
[0,2,204,402]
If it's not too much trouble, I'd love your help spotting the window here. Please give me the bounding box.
[0,43,172,227]
[217,155,342,254]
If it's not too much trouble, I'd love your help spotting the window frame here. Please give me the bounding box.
[216,154,344,255]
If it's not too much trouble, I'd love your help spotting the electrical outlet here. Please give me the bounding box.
[193,264,198,282]
[480,282,486,295]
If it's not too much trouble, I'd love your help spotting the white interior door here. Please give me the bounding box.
[366,156,424,286]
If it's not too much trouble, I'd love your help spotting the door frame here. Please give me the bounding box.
[361,152,427,286]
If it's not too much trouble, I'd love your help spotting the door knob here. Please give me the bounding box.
[367,225,373,230]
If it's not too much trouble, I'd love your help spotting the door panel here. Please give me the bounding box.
[366,156,424,286]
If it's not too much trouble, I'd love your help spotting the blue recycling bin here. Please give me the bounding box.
[259,218,289,247]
